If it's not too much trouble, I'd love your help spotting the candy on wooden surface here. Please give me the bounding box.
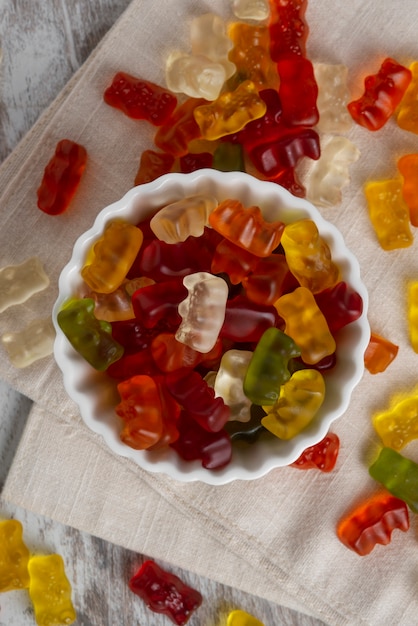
[165,51,227,100]
[36,139,87,215]
[176,272,228,353]
[0,519,30,592]
[214,349,253,422]
[193,80,267,140]
[81,220,143,293]
[397,153,418,226]
[364,179,413,251]
[262,369,325,439]
[28,554,76,626]
[150,194,218,243]
[305,136,360,208]
[369,447,418,513]
[2,317,55,368]
[314,63,352,133]
[364,332,398,374]
[337,492,409,556]
[129,560,202,625]
[103,72,177,125]
[397,61,418,134]
[227,608,265,626]
[0,257,49,313]
[347,58,412,131]
[373,394,418,451]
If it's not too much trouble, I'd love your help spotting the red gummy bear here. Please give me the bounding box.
[290,433,340,472]
[129,560,202,625]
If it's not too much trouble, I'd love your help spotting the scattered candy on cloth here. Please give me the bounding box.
[2,1,418,625]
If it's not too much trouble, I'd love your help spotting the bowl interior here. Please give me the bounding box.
[52,169,370,484]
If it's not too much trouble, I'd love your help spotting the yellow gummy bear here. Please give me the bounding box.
[262,369,325,439]
[193,80,267,140]
[227,608,265,626]
[28,554,76,626]
[373,394,418,451]
[364,179,413,251]
[81,220,143,294]
[274,286,336,365]
[0,519,30,592]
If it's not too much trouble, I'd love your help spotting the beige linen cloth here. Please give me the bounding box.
[2,1,418,624]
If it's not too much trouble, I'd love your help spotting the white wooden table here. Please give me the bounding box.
[0,1,326,624]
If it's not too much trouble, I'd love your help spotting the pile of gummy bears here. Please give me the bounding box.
[4,12,418,626]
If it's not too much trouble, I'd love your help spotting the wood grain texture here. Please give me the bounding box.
[0,1,327,624]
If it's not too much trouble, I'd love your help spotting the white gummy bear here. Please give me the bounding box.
[176,272,228,353]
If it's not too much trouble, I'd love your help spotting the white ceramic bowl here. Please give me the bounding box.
[52,169,369,484]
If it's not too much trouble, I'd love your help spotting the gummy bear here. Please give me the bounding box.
[81,220,144,293]
[373,394,418,451]
[2,317,55,368]
[364,179,413,251]
[129,560,202,625]
[28,554,76,626]
[305,136,360,208]
[275,287,336,365]
[337,492,409,556]
[347,58,412,131]
[36,139,87,215]
[262,369,325,439]
[314,63,352,133]
[280,219,340,293]
[0,257,49,313]
[214,349,253,422]
[193,80,267,140]
[150,195,217,243]
[0,519,30,592]
[243,327,301,405]
[176,272,229,353]
[165,51,227,101]
[397,61,418,135]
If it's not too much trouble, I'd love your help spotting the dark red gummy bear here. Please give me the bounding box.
[129,560,202,625]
